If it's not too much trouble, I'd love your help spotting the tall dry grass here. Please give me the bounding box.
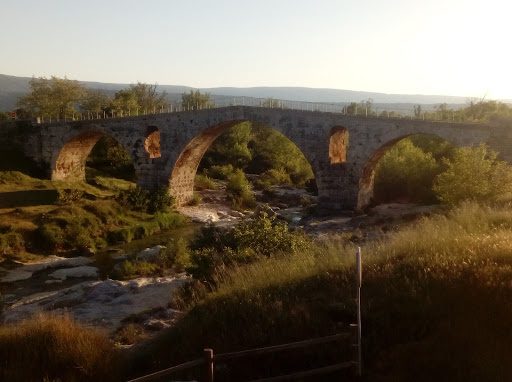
[0,314,120,382]
[128,202,512,381]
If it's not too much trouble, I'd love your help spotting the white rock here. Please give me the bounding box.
[0,269,33,283]
[3,275,191,334]
[136,245,166,262]
[49,266,99,280]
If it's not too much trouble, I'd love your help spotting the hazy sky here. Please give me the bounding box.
[1,0,510,99]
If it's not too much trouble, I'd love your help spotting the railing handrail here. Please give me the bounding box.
[214,332,350,362]
[125,358,204,382]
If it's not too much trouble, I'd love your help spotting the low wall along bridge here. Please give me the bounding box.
[3,105,512,211]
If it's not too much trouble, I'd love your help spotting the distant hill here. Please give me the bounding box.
[1,73,508,112]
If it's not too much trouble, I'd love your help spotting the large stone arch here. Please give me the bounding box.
[356,125,490,210]
[168,117,321,206]
[51,130,138,182]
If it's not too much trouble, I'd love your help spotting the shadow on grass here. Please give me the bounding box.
[0,190,58,208]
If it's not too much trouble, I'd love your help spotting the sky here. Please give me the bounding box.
[1,0,511,99]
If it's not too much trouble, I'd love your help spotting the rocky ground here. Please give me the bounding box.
[0,184,438,345]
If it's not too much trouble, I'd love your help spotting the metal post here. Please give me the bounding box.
[355,247,362,377]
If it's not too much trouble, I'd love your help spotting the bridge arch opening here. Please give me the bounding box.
[170,120,315,207]
[329,126,348,164]
[358,134,456,210]
[145,126,161,158]
[53,132,135,184]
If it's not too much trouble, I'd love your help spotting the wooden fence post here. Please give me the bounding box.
[203,348,214,382]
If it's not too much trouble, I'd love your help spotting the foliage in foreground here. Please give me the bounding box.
[434,143,512,205]
[0,314,118,382]
[127,202,512,382]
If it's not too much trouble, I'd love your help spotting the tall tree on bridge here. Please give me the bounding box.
[181,90,212,110]
[17,76,86,119]
[130,82,168,113]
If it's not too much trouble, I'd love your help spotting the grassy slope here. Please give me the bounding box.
[0,172,186,262]
[125,203,512,382]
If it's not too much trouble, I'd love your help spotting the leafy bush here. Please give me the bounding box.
[434,143,512,205]
[159,238,191,271]
[187,211,310,282]
[205,164,235,180]
[226,169,255,210]
[194,174,216,190]
[117,186,174,213]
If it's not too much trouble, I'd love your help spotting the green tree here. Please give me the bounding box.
[16,76,86,119]
[80,89,112,115]
[111,89,139,115]
[345,102,358,115]
[433,144,512,205]
[181,90,212,110]
[200,122,252,170]
[414,104,422,118]
[130,82,168,112]
[248,122,313,186]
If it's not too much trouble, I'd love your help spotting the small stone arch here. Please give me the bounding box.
[329,126,349,164]
[52,131,134,182]
[145,126,161,158]
[357,133,456,210]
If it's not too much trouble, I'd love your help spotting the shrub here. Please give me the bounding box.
[374,138,440,203]
[34,223,66,251]
[206,164,235,180]
[434,143,512,205]
[0,230,25,255]
[195,174,216,190]
[187,211,310,283]
[188,193,202,206]
[57,188,84,204]
[226,169,255,210]
[256,167,292,190]
[159,238,192,271]
[117,186,174,213]
[117,260,159,279]
[107,227,133,244]
[154,212,187,229]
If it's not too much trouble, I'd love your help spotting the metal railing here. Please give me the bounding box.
[34,96,488,125]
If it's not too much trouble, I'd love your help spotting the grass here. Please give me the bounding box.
[0,314,119,382]
[0,171,187,261]
[124,202,512,382]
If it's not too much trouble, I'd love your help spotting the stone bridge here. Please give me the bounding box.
[3,106,512,211]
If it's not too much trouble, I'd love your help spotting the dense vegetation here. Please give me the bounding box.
[374,135,512,205]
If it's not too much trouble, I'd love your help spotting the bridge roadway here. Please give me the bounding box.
[3,106,512,211]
